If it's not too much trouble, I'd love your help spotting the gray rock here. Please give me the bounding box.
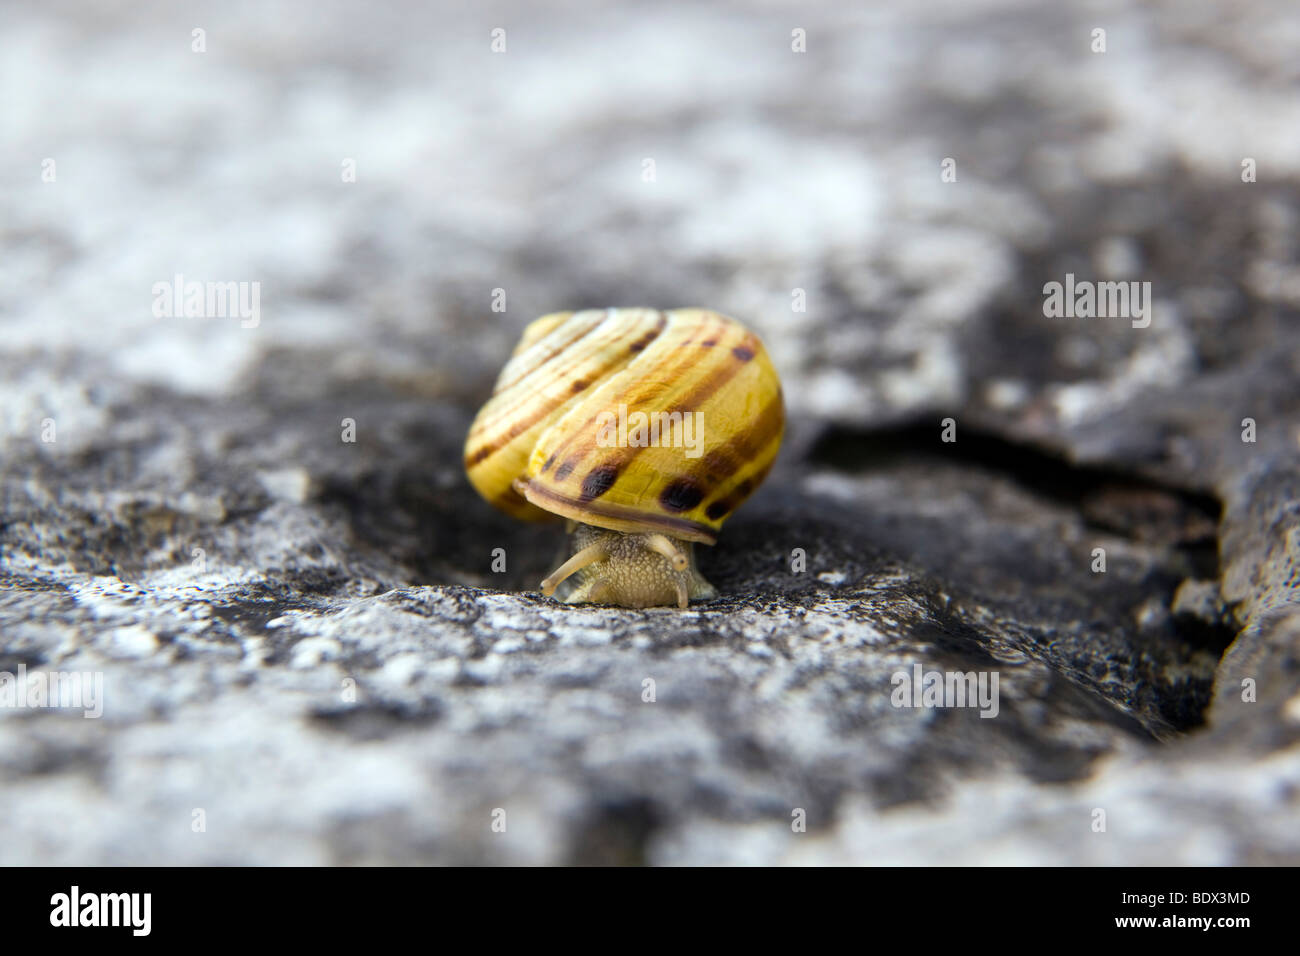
[1,0,1297,864]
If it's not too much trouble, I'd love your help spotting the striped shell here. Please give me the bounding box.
[465,308,784,544]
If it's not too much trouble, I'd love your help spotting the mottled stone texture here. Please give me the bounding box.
[1,0,1298,864]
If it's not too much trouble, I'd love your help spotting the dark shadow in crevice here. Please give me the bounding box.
[809,421,1222,575]
[807,421,1239,718]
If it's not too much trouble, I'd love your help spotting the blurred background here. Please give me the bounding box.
[1,0,1298,864]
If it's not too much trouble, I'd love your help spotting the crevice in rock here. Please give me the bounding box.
[809,422,1220,555]
[807,421,1237,729]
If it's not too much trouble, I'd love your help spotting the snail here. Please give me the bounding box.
[464,307,784,608]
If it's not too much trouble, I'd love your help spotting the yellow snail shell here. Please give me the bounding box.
[464,307,784,608]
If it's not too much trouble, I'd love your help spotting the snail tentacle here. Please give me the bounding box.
[643,533,688,571]
[540,541,607,596]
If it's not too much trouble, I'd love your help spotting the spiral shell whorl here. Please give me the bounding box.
[464,308,784,544]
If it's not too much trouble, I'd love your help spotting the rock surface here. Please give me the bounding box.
[2,0,1298,864]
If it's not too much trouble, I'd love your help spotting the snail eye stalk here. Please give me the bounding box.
[540,541,607,597]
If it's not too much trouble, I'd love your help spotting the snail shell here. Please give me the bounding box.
[465,308,784,545]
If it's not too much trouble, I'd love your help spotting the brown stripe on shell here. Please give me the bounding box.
[465,313,658,462]
[658,478,704,513]
[536,316,755,480]
[520,479,718,544]
[698,391,784,484]
[579,464,620,501]
[704,456,776,522]
[532,310,710,468]
[626,321,666,353]
[469,310,645,440]
[695,398,783,517]
[491,308,607,393]
[492,482,553,518]
[579,330,769,485]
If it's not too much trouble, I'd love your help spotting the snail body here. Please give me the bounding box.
[465,307,784,608]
